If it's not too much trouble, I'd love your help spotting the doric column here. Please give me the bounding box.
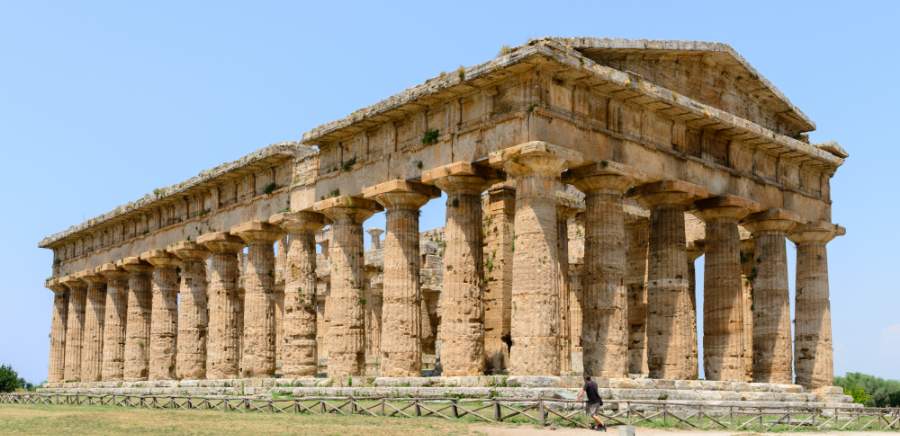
[270,211,326,377]
[364,180,439,377]
[739,238,754,382]
[695,195,757,381]
[565,161,639,378]
[481,184,515,373]
[231,221,281,378]
[631,180,708,380]
[79,270,107,382]
[685,240,703,380]
[198,232,244,379]
[313,196,380,378]
[490,142,582,376]
[169,241,210,380]
[142,250,180,381]
[61,275,86,382]
[555,194,580,375]
[423,163,494,376]
[743,209,800,384]
[121,257,152,381]
[99,263,128,381]
[625,215,649,375]
[46,279,68,383]
[367,228,383,249]
[789,221,844,389]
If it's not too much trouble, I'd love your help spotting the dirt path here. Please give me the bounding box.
[473,424,899,435]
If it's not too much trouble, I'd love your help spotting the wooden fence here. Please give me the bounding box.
[2,393,899,432]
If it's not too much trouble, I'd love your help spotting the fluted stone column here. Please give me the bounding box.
[738,239,754,382]
[625,216,649,375]
[424,163,495,376]
[790,222,843,389]
[46,279,68,383]
[566,162,637,378]
[743,209,799,384]
[62,276,86,382]
[555,198,578,375]
[79,271,107,382]
[122,257,152,381]
[695,196,756,381]
[231,221,281,378]
[314,196,380,378]
[169,241,210,380]
[270,211,325,377]
[490,142,582,376]
[481,185,515,373]
[198,232,245,379]
[365,180,439,377]
[99,263,128,381]
[632,180,707,380]
[142,250,180,381]
[686,241,703,380]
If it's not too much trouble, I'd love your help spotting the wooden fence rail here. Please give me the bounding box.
[2,393,899,432]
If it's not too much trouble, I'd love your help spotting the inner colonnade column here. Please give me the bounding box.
[313,196,381,378]
[170,241,211,380]
[61,276,86,382]
[481,184,515,374]
[142,250,180,381]
[46,280,68,383]
[625,215,649,375]
[685,240,703,380]
[364,180,440,377]
[121,257,153,381]
[79,271,107,382]
[555,194,579,375]
[99,263,128,381]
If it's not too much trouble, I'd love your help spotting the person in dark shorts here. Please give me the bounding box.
[576,375,606,431]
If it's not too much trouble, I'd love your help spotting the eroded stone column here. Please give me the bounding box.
[481,184,515,373]
[99,263,128,381]
[231,222,281,378]
[423,163,492,376]
[62,276,86,382]
[168,241,210,380]
[198,232,245,379]
[142,250,180,381]
[313,196,380,378]
[743,209,799,384]
[122,257,152,381]
[625,216,649,375]
[695,196,757,381]
[490,142,581,376]
[790,222,843,390]
[555,198,578,375]
[79,271,107,382]
[686,241,703,380]
[566,162,637,378]
[270,211,325,377]
[365,180,439,377]
[46,279,68,383]
[632,180,707,380]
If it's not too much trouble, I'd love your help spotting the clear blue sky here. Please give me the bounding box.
[1,1,897,384]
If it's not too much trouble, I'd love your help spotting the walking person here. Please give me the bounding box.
[576,375,606,431]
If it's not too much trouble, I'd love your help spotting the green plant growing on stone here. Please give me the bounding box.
[341,156,357,171]
[498,45,512,56]
[456,66,466,81]
[264,182,277,195]
[422,129,440,145]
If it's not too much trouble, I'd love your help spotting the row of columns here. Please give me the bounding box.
[46,143,841,390]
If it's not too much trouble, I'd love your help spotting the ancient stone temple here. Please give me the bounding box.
[39,38,850,404]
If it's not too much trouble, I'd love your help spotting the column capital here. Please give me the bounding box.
[367,228,384,249]
[60,274,87,290]
[76,270,107,286]
[118,256,152,274]
[363,179,440,210]
[488,141,583,177]
[422,161,500,194]
[45,277,67,294]
[270,211,326,234]
[556,189,584,219]
[629,180,709,207]
[312,195,381,223]
[168,241,209,261]
[789,221,846,244]
[197,231,245,254]
[686,239,705,261]
[97,262,129,280]
[140,249,181,268]
[742,208,802,235]
[694,195,760,222]
[563,161,645,194]
[230,221,282,244]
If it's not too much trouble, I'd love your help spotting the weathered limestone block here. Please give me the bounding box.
[481,185,515,373]
[270,211,325,377]
[232,221,281,378]
[170,241,210,380]
[365,180,439,377]
[198,232,245,379]
[61,276,86,382]
[79,271,107,382]
[313,196,380,378]
[490,142,582,376]
[142,250,180,381]
[46,279,68,383]
[122,257,153,381]
[695,196,757,382]
[743,209,800,384]
[625,216,649,375]
[99,263,129,381]
[423,163,493,376]
[566,162,639,378]
[790,222,844,389]
[632,180,708,380]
